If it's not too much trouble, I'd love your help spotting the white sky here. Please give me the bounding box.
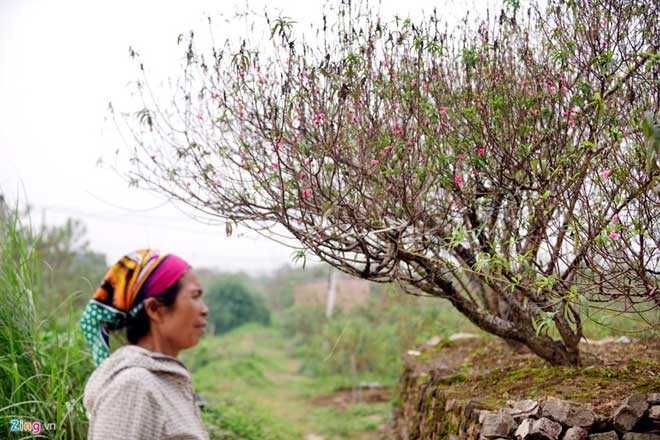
[0,0,489,274]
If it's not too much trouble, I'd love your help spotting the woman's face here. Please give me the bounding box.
[160,270,208,351]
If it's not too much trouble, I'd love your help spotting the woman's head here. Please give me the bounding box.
[80,249,208,366]
[127,270,208,352]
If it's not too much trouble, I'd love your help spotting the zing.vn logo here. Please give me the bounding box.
[10,419,55,435]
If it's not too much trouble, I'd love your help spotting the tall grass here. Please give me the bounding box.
[0,209,92,439]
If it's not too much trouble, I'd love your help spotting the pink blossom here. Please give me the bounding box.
[601,169,611,178]
[312,113,325,125]
[272,162,279,170]
[432,74,439,81]
[410,80,417,87]
[612,213,619,224]
[609,231,619,240]
[273,143,281,151]
[371,159,380,166]
[302,188,312,198]
[602,41,609,48]
[457,154,465,160]
[532,109,540,116]
[439,106,448,115]
[548,85,557,94]
[481,37,488,44]
[568,119,575,127]
[477,148,485,156]
[454,175,463,185]
[472,170,478,176]
[393,103,400,110]
[300,172,307,180]
[424,83,430,91]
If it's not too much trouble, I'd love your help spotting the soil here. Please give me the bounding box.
[402,336,659,415]
[311,387,392,411]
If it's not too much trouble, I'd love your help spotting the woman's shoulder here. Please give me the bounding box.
[84,345,189,411]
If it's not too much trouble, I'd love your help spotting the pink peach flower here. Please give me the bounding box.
[371,159,380,166]
[477,148,485,156]
[454,175,463,185]
[602,169,611,178]
[609,231,619,240]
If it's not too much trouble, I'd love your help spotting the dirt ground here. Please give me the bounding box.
[402,335,659,414]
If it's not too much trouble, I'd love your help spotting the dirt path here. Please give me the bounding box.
[196,326,390,439]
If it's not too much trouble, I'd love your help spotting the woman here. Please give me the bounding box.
[81,249,209,439]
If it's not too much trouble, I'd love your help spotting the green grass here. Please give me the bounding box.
[182,323,396,439]
[0,210,93,439]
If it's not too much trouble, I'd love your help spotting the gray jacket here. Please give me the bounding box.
[83,345,209,440]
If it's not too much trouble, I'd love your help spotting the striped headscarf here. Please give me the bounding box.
[80,249,190,366]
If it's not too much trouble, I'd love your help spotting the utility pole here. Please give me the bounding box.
[325,267,337,319]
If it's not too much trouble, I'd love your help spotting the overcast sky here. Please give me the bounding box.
[0,0,489,274]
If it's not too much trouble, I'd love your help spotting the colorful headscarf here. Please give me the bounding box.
[80,249,190,366]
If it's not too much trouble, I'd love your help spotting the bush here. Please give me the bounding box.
[0,209,93,439]
[280,285,477,382]
[205,276,271,334]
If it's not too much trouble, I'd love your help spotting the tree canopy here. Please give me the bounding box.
[117,0,660,365]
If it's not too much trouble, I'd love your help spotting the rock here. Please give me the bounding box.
[508,399,541,421]
[448,332,481,341]
[567,404,596,429]
[564,427,589,440]
[406,349,421,356]
[649,405,660,421]
[622,434,660,440]
[648,394,660,405]
[515,419,534,439]
[593,414,613,432]
[426,335,443,346]
[541,397,595,429]
[614,336,633,344]
[582,337,616,345]
[543,397,571,423]
[481,412,517,439]
[528,417,563,440]
[464,400,490,423]
[613,394,649,432]
[588,432,619,440]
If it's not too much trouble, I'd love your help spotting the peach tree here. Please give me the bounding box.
[117,0,660,365]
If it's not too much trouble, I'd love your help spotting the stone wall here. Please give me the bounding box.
[389,336,659,440]
[391,390,660,440]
